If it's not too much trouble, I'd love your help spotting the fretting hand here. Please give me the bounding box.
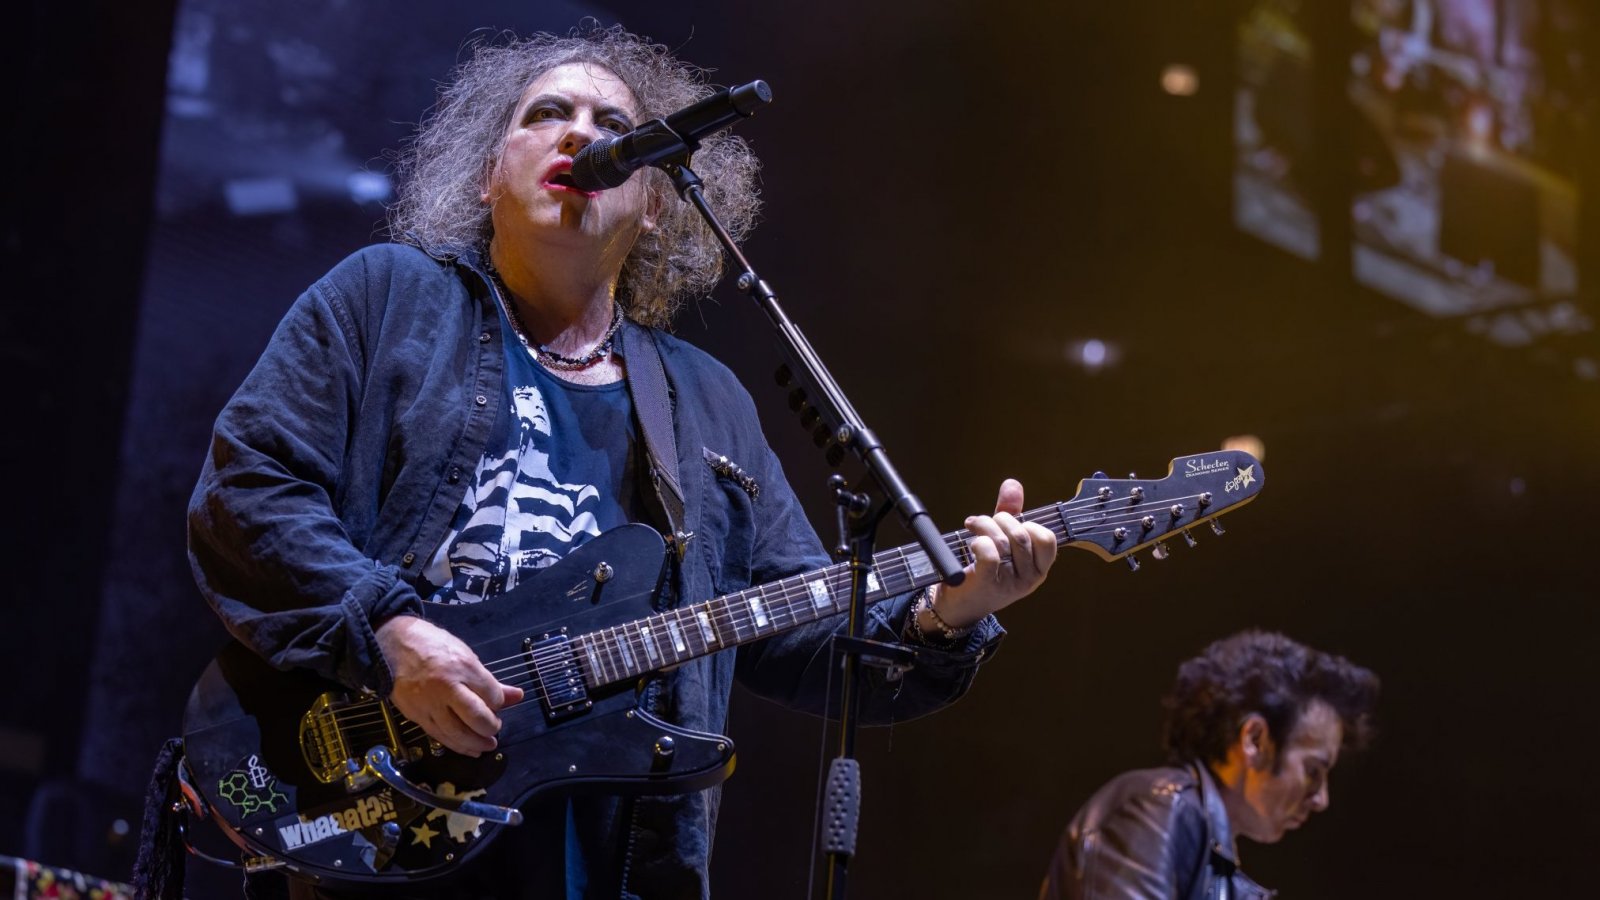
[921,478,1057,631]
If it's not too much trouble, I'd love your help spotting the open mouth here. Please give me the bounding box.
[542,164,597,197]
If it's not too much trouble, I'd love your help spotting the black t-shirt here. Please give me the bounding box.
[419,322,642,605]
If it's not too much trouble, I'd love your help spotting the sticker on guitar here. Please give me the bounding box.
[216,754,288,816]
[274,792,400,850]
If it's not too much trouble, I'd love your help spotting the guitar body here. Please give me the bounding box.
[181,524,736,885]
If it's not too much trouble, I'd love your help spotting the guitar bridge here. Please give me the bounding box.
[300,691,410,787]
[524,631,591,720]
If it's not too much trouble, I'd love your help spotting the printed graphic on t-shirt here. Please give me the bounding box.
[422,383,603,604]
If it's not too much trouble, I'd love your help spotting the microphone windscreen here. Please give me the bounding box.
[569,138,635,192]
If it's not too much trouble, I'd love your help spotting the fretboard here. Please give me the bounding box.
[570,503,1071,688]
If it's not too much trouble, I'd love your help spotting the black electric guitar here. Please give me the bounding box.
[179,450,1263,885]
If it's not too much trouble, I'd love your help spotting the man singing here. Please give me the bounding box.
[187,23,1057,899]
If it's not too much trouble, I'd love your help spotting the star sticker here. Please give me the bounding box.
[1235,465,1256,488]
[410,821,440,849]
[421,782,488,842]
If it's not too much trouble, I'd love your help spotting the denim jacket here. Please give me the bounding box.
[188,242,1003,898]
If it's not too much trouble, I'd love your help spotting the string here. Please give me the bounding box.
[324,506,1216,736]
[324,492,1232,733]
[325,493,1227,732]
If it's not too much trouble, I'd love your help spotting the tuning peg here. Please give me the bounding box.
[1182,529,1198,548]
[1210,519,1226,536]
[1125,554,1141,572]
[1127,472,1137,479]
[775,365,794,387]
[1151,541,1170,560]
[1091,470,1107,479]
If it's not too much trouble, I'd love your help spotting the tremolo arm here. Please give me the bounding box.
[298,690,522,825]
[363,746,523,825]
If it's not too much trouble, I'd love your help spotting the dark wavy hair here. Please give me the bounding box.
[1162,630,1379,766]
[387,23,761,328]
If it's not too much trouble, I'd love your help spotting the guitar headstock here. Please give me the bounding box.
[1059,450,1263,568]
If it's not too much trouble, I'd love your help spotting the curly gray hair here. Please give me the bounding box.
[388,24,761,327]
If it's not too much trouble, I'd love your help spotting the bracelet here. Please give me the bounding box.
[903,587,937,644]
[906,587,973,647]
[922,590,976,642]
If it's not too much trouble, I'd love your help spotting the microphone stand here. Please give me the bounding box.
[657,157,965,900]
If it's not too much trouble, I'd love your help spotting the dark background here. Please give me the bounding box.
[4,0,1597,897]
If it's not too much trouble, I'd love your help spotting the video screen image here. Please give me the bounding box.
[1350,0,1588,317]
[1235,0,1320,263]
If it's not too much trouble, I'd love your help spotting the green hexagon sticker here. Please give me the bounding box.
[217,754,289,816]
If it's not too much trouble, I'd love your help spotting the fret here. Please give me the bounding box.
[722,595,749,642]
[710,598,737,646]
[686,607,710,654]
[803,577,831,611]
[695,608,719,648]
[605,630,627,681]
[876,557,916,596]
[899,547,935,581]
[615,627,636,673]
[952,535,973,567]
[664,617,687,655]
[664,608,691,657]
[581,636,606,686]
[639,623,661,665]
[633,623,653,673]
[768,582,801,629]
[832,569,858,603]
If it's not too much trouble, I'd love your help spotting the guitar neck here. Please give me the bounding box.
[569,504,1068,689]
[562,448,1261,689]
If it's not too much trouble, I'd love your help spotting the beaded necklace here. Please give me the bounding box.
[484,260,623,371]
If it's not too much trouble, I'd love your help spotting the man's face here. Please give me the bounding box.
[1237,699,1342,843]
[484,62,654,259]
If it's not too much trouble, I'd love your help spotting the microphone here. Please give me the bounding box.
[569,80,772,192]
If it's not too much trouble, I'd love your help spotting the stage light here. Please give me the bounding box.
[1222,434,1266,462]
[1081,339,1107,367]
[1064,338,1120,373]
[1161,64,1199,97]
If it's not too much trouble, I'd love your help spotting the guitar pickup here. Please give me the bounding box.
[523,632,591,720]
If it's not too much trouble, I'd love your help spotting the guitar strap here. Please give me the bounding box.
[620,320,691,558]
